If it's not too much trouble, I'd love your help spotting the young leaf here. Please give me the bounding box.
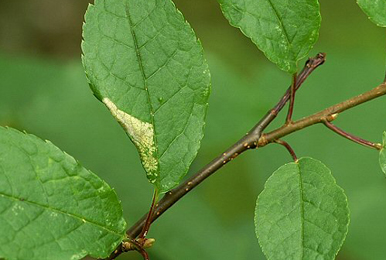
[217,0,321,73]
[82,0,211,193]
[379,131,386,174]
[255,157,349,260]
[0,127,126,260]
[357,0,386,27]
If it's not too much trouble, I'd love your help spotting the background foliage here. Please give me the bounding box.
[1,0,386,259]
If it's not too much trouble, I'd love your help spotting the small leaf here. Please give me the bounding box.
[357,0,386,27]
[379,131,386,174]
[217,0,321,73]
[0,127,126,260]
[255,157,349,260]
[82,0,211,193]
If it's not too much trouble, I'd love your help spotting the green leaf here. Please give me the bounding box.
[255,157,349,260]
[0,127,126,260]
[217,0,321,73]
[82,0,211,193]
[357,0,386,27]
[379,131,386,175]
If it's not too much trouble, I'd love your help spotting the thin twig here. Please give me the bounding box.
[130,240,150,260]
[250,53,326,136]
[138,189,159,239]
[275,139,298,161]
[104,238,155,260]
[324,121,382,150]
[260,83,386,145]
[286,74,297,124]
[126,133,254,239]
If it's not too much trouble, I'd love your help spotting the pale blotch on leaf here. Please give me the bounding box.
[103,98,158,182]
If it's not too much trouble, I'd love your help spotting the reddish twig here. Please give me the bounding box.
[324,121,382,150]
[286,73,297,124]
[138,189,159,239]
[275,139,298,161]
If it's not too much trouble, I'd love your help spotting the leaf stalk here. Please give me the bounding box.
[324,121,383,150]
[275,139,298,161]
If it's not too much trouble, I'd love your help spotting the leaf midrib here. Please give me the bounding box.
[265,0,291,48]
[0,192,123,236]
[296,162,305,259]
[124,3,161,172]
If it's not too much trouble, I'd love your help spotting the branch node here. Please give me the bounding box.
[144,238,156,248]
[326,113,339,122]
[257,134,268,147]
[122,241,136,252]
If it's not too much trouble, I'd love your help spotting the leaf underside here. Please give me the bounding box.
[0,127,126,260]
[379,131,386,175]
[255,157,349,260]
[217,0,321,73]
[82,0,211,193]
[357,0,386,27]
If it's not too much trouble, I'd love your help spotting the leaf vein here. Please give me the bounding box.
[297,163,305,259]
[265,0,291,47]
[0,192,122,236]
[125,3,160,172]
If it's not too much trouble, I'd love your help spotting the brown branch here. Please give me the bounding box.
[104,238,155,260]
[126,133,254,240]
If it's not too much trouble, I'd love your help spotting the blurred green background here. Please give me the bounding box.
[1,0,386,259]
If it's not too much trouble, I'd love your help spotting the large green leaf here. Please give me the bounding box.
[357,0,386,27]
[217,0,321,73]
[255,157,349,260]
[0,127,126,260]
[82,0,211,193]
[380,131,386,175]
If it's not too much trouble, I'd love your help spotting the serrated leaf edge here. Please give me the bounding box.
[80,0,211,193]
[217,0,322,73]
[0,126,127,259]
[254,157,350,260]
[356,0,386,28]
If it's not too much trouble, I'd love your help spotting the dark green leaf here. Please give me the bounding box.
[255,157,349,259]
[217,0,321,73]
[0,127,126,260]
[82,0,211,193]
[357,0,386,27]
